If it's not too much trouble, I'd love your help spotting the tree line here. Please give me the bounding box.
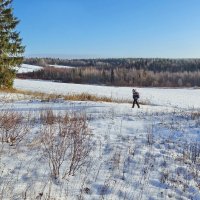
[18,66,200,87]
[24,57,200,73]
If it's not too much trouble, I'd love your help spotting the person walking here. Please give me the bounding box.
[132,89,140,108]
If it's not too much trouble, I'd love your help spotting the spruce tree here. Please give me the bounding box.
[0,0,25,88]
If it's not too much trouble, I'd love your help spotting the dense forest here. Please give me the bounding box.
[20,58,200,87]
[24,57,200,72]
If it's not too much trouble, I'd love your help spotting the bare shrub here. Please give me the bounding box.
[182,142,200,164]
[65,114,92,177]
[191,111,200,120]
[189,142,200,163]
[190,111,200,127]
[40,109,57,125]
[160,171,169,184]
[146,125,154,146]
[0,111,29,145]
[41,124,69,179]
[41,112,92,179]
[109,151,121,171]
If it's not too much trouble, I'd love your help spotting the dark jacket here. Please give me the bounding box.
[133,91,139,99]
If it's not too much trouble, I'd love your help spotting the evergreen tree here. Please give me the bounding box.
[0,0,25,88]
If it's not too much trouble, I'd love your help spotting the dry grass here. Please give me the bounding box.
[0,88,121,103]
[191,111,200,120]
[0,88,148,105]
[0,88,18,93]
[63,93,117,103]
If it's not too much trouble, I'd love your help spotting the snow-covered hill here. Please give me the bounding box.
[49,64,75,68]
[15,64,43,73]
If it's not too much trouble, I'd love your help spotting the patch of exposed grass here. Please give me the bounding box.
[0,88,19,93]
[63,93,122,103]
[0,88,148,105]
[191,111,200,120]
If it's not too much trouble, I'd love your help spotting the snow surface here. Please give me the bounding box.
[49,64,75,68]
[0,79,200,199]
[14,79,200,109]
[15,64,43,73]
[0,96,200,199]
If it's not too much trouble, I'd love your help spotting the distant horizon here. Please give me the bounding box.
[24,54,200,60]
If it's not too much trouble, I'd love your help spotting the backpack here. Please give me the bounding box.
[133,91,139,99]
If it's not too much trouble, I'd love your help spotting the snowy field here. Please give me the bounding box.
[15,64,43,73]
[0,79,200,199]
[14,79,200,109]
[49,64,75,69]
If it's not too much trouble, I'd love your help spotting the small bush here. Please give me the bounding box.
[0,111,29,145]
[41,111,92,179]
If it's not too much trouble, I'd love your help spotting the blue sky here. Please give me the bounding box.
[13,0,200,58]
